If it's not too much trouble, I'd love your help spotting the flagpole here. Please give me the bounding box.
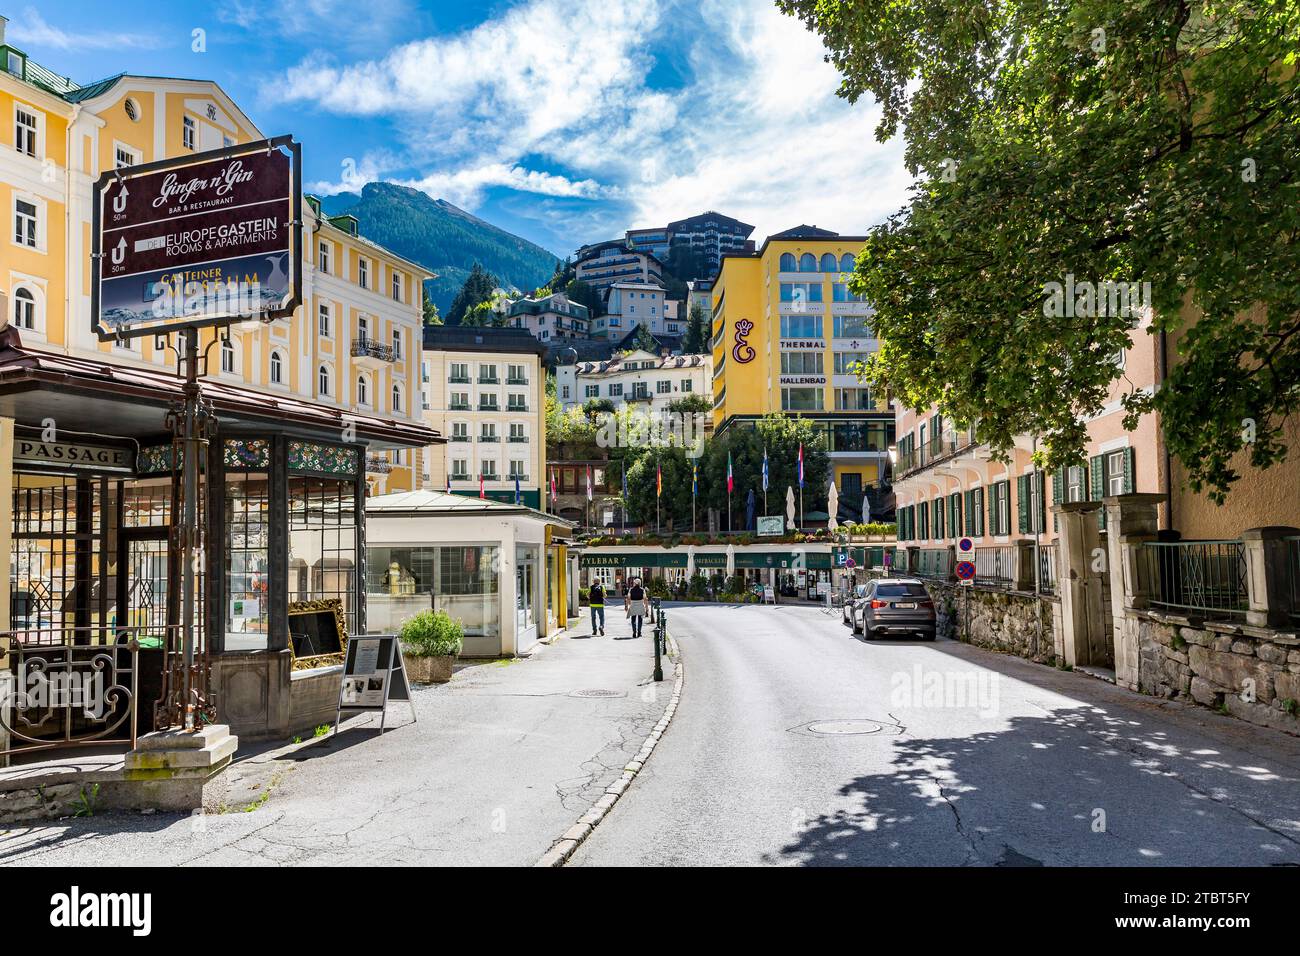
[656,454,661,535]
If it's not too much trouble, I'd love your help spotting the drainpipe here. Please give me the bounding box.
[1158,328,1173,532]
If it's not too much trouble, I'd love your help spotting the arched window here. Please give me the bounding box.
[840,253,856,272]
[392,384,402,412]
[357,375,369,406]
[269,350,283,384]
[799,253,817,272]
[13,287,36,330]
[221,338,235,373]
[318,365,330,396]
[820,253,838,272]
[779,253,796,271]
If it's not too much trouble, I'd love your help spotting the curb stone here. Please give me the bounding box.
[535,631,684,867]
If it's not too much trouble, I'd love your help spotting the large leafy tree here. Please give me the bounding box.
[699,414,830,526]
[780,0,1300,501]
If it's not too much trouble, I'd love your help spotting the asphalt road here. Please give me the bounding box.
[570,603,1300,866]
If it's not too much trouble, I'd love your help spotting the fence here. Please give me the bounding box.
[1287,536,1300,622]
[1141,540,1248,618]
[1037,543,1058,595]
[914,548,953,580]
[974,546,1015,588]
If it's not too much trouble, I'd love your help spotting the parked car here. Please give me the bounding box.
[842,584,869,626]
[850,578,936,640]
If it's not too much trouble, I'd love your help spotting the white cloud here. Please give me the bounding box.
[265,0,913,247]
[8,7,162,51]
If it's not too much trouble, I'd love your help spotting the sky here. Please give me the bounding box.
[10,0,915,257]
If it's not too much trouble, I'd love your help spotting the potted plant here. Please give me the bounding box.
[399,609,464,684]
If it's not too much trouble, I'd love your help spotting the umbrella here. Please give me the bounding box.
[861,493,870,524]
[745,488,756,530]
[786,486,796,530]
[828,482,839,531]
[726,543,736,578]
[686,545,696,579]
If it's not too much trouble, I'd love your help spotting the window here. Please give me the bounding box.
[840,253,856,272]
[356,375,369,406]
[507,364,527,385]
[220,338,235,373]
[799,253,818,272]
[478,364,498,384]
[682,379,692,393]
[820,253,838,272]
[779,314,823,339]
[480,423,498,442]
[392,384,402,412]
[392,329,402,359]
[480,459,498,479]
[833,315,873,338]
[12,286,36,330]
[1067,465,1086,502]
[779,283,823,305]
[449,363,469,383]
[183,116,195,150]
[358,258,369,289]
[14,198,37,247]
[357,314,369,340]
[609,383,624,397]
[509,459,526,479]
[269,350,284,384]
[392,273,402,302]
[124,99,139,122]
[780,351,824,374]
[479,393,499,411]
[1106,451,1128,496]
[835,388,873,411]
[16,107,38,157]
[318,302,331,337]
[656,380,671,394]
[781,387,823,411]
[508,394,527,411]
[318,365,331,396]
[991,480,1011,536]
[561,385,571,399]
[451,422,469,442]
[832,283,867,303]
[779,253,796,271]
[318,242,331,273]
[449,391,469,410]
[451,459,469,479]
[584,385,599,398]
[115,146,136,169]
[509,423,526,442]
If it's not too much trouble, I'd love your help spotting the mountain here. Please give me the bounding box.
[318,183,560,317]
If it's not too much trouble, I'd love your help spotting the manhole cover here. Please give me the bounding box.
[569,689,626,699]
[792,718,904,737]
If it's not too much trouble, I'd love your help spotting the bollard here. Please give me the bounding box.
[653,600,664,682]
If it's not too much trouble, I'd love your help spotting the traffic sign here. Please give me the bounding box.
[92,136,302,340]
[955,560,977,581]
[958,537,974,553]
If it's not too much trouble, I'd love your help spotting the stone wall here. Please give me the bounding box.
[1135,610,1300,734]
[923,581,1063,665]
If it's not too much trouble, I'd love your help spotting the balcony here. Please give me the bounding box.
[507,376,529,386]
[479,473,499,482]
[508,435,529,443]
[449,434,470,443]
[479,434,500,443]
[449,375,470,384]
[449,401,471,411]
[478,401,500,412]
[507,403,530,413]
[365,454,393,474]
[351,338,395,368]
[509,474,530,483]
[478,376,500,386]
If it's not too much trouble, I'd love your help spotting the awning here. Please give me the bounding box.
[579,549,836,570]
[0,331,440,450]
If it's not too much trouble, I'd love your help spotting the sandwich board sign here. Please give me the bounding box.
[91,136,302,340]
[335,635,417,735]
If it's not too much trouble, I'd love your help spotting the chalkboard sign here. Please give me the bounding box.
[334,635,415,735]
[287,599,347,670]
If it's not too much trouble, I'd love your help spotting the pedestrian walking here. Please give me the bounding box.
[588,581,606,636]
[626,578,647,639]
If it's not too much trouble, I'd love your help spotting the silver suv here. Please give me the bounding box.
[849,578,937,640]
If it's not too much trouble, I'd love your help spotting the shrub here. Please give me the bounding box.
[647,577,671,599]
[687,573,707,599]
[399,609,464,658]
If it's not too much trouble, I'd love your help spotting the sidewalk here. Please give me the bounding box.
[0,618,669,867]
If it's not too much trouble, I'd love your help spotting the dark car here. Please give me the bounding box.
[851,578,936,640]
[842,584,868,626]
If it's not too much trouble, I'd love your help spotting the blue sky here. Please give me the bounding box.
[11,1,913,257]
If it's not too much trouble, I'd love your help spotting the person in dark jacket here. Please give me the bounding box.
[589,582,606,636]
[626,579,648,639]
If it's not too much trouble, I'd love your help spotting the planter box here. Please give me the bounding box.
[405,654,455,684]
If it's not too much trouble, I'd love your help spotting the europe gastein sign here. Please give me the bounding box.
[91,136,302,340]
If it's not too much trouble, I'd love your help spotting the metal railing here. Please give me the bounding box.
[1141,540,1248,618]
[975,546,1016,588]
[914,548,953,580]
[1037,543,1058,595]
[350,338,396,361]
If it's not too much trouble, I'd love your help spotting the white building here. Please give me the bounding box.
[556,349,711,415]
[593,282,677,341]
[574,240,664,292]
[507,291,590,342]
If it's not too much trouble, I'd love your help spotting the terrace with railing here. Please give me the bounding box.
[1139,540,1249,619]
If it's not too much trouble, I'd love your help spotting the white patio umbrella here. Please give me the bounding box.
[786,486,796,530]
[686,545,696,579]
[725,542,736,578]
[828,482,840,531]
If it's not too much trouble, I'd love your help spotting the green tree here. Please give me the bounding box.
[421,290,442,326]
[625,447,698,530]
[447,262,498,325]
[628,324,659,353]
[682,304,709,354]
[780,0,1300,501]
[699,414,829,527]
[564,279,603,318]
[667,393,711,417]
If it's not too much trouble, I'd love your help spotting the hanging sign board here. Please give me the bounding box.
[91,136,302,341]
[757,516,784,537]
[334,635,416,735]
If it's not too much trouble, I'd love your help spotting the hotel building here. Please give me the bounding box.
[573,240,664,293]
[507,290,590,342]
[555,349,710,416]
[711,226,893,522]
[420,326,546,509]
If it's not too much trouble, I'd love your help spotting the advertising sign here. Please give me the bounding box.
[92,136,302,340]
[757,515,784,537]
[335,635,416,735]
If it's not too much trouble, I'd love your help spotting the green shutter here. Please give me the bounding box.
[1123,447,1135,493]
[936,498,945,539]
[1090,454,1105,500]
[987,483,997,536]
[1017,475,1030,534]
[1052,466,1064,504]
[1037,472,1047,533]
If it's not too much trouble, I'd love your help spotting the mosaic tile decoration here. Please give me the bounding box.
[224,438,271,470]
[137,445,174,474]
[288,440,359,476]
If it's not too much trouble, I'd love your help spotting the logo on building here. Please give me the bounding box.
[733,319,756,364]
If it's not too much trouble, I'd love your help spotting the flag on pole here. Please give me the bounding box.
[692,462,698,497]
[727,450,734,494]
[656,461,662,498]
[479,473,485,499]
[622,466,628,500]
[445,472,450,494]
[797,443,805,489]
[586,465,593,501]
[514,474,522,505]
[762,447,769,493]
[550,468,557,504]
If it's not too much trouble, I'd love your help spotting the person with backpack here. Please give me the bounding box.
[588,581,606,636]
[626,578,647,639]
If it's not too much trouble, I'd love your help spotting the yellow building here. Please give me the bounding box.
[0,14,428,493]
[711,226,894,519]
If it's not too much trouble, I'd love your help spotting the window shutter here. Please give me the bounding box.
[936,498,944,539]
[987,483,998,536]
[1017,475,1030,534]
[1090,455,1105,500]
[963,490,972,536]
[1036,473,1047,533]
[1123,447,1135,493]
[1052,466,1064,504]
